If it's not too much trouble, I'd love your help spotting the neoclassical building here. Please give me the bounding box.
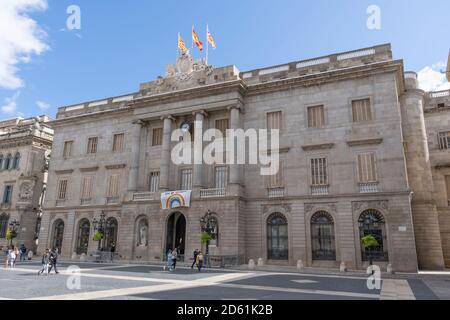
[0,116,53,252]
[37,44,450,271]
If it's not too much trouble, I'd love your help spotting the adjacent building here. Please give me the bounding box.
[37,44,450,271]
[0,116,53,252]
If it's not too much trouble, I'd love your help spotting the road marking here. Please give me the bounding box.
[380,279,415,300]
[292,280,318,284]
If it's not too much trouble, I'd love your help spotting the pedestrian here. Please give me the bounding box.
[38,249,50,276]
[27,249,33,261]
[191,249,199,269]
[9,246,17,269]
[110,242,116,262]
[166,249,173,272]
[48,248,59,274]
[172,247,178,271]
[19,244,27,262]
[13,246,19,267]
[196,251,204,272]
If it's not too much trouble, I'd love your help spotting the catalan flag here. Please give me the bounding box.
[192,27,203,51]
[207,26,216,49]
[178,34,188,54]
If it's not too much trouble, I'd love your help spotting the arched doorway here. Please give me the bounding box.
[76,219,90,254]
[51,219,65,252]
[166,212,186,257]
[311,211,336,261]
[102,218,118,251]
[267,213,288,260]
[358,209,388,261]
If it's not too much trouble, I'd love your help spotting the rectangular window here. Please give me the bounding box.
[352,98,372,122]
[57,180,68,200]
[268,161,284,188]
[148,171,160,192]
[87,137,98,154]
[152,128,163,146]
[2,185,13,204]
[267,111,282,130]
[307,105,325,128]
[106,175,120,198]
[112,133,125,152]
[439,132,450,150]
[81,176,93,200]
[180,169,193,190]
[215,119,229,135]
[63,141,73,158]
[311,158,328,186]
[214,166,228,189]
[357,153,377,183]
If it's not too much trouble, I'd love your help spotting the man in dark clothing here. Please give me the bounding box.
[191,249,199,269]
[48,248,59,274]
[19,244,27,262]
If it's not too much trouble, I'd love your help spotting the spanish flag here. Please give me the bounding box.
[178,34,188,54]
[207,26,216,49]
[192,27,203,51]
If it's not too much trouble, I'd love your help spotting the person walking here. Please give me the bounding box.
[27,249,33,261]
[48,248,59,274]
[171,248,178,271]
[38,249,50,276]
[9,246,17,269]
[196,251,204,272]
[191,249,199,269]
[110,242,116,262]
[166,249,173,272]
[19,244,27,262]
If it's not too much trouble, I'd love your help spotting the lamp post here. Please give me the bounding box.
[8,219,20,247]
[200,210,216,268]
[92,211,106,251]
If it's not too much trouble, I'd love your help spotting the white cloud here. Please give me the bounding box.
[36,100,50,111]
[0,0,49,90]
[417,62,450,92]
[1,92,20,114]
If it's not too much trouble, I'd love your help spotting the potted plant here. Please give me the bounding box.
[93,231,104,242]
[5,229,12,242]
[361,234,379,268]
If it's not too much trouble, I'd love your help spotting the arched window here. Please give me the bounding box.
[209,216,219,247]
[311,211,336,261]
[76,219,90,254]
[136,217,148,247]
[4,154,12,171]
[12,153,20,170]
[358,209,388,261]
[267,213,288,260]
[51,220,65,252]
[0,155,3,171]
[103,217,118,252]
[0,213,9,238]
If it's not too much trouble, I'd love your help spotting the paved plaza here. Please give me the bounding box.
[0,260,449,300]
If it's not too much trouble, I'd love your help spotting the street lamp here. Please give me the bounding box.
[200,210,217,268]
[92,211,106,251]
[8,219,20,247]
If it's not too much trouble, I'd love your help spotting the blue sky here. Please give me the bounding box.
[0,0,449,119]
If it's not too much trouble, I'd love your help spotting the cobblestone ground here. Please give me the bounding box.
[0,260,448,300]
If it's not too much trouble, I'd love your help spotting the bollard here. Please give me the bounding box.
[257,258,264,267]
[71,253,78,260]
[296,260,304,271]
[340,261,347,272]
[80,253,87,262]
[248,259,255,270]
[386,264,394,274]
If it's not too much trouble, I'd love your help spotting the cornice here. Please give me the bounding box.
[346,138,383,147]
[79,166,99,172]
[105,164,127,170]
[302,143,335,151]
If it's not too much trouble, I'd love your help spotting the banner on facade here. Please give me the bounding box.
[161,190,191,209]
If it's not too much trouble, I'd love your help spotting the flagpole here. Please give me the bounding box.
[191,25,194,59]
[206,24,209,65]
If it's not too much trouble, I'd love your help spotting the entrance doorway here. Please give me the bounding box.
[166,212,186,258]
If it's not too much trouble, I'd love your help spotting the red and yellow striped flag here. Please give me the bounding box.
[178,34,188,53]
[207,29,216,49]
[192,28,203,51]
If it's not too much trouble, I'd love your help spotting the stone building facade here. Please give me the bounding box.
[37,43,450,271]
[0,116,53,252]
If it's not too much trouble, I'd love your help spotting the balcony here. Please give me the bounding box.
[133,192,157,201]
[106,196,120,204]
[311,185,329,196]
[359,182,379,193]
[200,188,226,198]
[268,187,285,198]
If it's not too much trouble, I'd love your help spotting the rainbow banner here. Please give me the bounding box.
[161,190,191,209]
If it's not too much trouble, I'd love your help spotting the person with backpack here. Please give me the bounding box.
[38,249,50,276]
[196,251,204,272]
[191,249,199,269]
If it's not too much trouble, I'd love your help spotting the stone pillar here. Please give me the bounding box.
[228,106,242,185]
[160,116,174,191]
[128,120,144,191]
[400,72,445,270]
[193,111,206,189]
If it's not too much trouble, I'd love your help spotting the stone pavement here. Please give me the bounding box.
[0,260,448,300]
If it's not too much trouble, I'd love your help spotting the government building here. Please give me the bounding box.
[35,44,450,271]
[0,116,53,253]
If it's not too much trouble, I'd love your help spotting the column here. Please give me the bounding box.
[128,120,144,192]
[229,105,242,185]
[193,111,206,189]
[159,116,174,191]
